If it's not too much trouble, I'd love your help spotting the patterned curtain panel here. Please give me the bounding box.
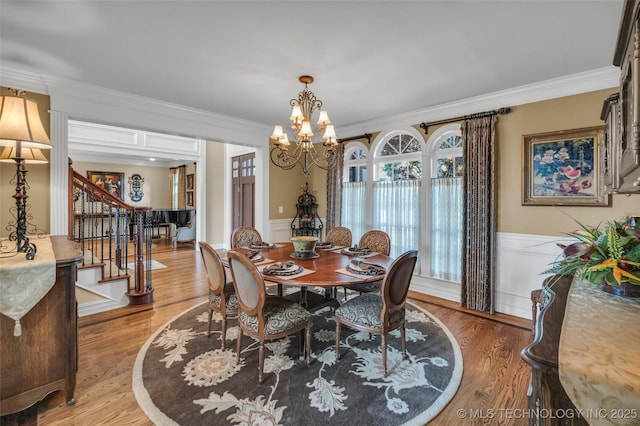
[325,143,344,233]
[372,180,421,258]
[169,167,178,209]
[341,182,366,243]
[430,177,463,282]
[170,165,187,209]
[177,165,186,209]
[461,115,497,313]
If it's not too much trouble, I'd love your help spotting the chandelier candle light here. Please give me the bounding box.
[270,75,339,176]
[0,90,53,260]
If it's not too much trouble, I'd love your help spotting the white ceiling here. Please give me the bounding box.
[0,0,625,131]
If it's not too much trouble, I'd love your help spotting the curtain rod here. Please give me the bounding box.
[338,133,372,144]
[419,107,510,134]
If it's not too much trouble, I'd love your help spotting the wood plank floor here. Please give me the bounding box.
[26,240,533,425]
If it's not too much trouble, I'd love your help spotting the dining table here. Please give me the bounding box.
[221,241,395,311]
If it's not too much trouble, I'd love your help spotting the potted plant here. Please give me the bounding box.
[544,217,640,297]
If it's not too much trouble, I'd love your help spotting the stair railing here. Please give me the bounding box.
[68,163,154,305]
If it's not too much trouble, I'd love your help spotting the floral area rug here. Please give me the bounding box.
[133,299,462,425]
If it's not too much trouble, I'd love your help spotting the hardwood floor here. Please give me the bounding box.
[26,241,532,425]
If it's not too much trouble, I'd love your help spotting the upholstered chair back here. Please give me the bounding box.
[382,250,418,325]
[230,226,263,249]
[359,230,391,256]
[199,242,226,294]
[325,226,352,247]
[228,251,264,314]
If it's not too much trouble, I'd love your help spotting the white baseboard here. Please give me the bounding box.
[77,298,127,317]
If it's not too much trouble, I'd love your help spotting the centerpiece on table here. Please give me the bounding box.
[544,217,640,297]
[290,236,320,259]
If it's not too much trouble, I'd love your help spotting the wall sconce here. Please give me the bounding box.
[0,90,53,260]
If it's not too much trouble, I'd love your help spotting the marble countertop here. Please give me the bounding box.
[559,280,640,425]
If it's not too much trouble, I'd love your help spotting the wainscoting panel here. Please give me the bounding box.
[411,232,563,319]
[269,219,294,244]
[266,223,562,319]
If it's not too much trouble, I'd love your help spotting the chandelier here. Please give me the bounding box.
[270,75,339,176]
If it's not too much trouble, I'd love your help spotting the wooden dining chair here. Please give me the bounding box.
[359,230,391,256]
[230,226,262,249]
[334,250,418,377]
[199,242,237,350]
[325,226,352,247]
[344,229,391,298]
[227,250,312,383]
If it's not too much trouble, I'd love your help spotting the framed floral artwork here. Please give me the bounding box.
[87,171,125,200]
[522,126,610,206]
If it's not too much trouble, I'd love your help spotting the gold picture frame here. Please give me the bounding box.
[522,126,610,206]
[87,171,125,200]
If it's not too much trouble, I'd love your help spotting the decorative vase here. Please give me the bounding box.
[600,281,640,298]
[290,236,319,259]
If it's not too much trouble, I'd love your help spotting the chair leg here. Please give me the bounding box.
[236,329,243,364]
[401,324,407,360]
[220,317,227,350]
[335,320,341,361]
[382,334,388,378]
[305,324,311,366]
[258,341,265,384]
[207,308,213,337]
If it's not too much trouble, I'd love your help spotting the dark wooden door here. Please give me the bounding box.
[232,153,255,229]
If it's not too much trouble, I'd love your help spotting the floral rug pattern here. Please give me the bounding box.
[133,300,462,425]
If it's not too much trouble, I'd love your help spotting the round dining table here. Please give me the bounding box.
[227,242,394,310]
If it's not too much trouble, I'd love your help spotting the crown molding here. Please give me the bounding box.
[0,66,271,147]
[0,66,50,94]
[2,65,619,142]
[340,66,620,137]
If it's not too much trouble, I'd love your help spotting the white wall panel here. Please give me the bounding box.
[266,225,566,320]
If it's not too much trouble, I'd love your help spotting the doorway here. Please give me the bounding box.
[231,153,255,229]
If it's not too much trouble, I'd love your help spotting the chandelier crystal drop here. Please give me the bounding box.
[270,75,339,176]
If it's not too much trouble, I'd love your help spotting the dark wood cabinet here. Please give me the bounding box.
[521,276,587,426]
[1,236,82,416]
[603,0,640,194]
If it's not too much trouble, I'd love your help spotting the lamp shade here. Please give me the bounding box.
[0,95,52,150]
[0,146,48,164]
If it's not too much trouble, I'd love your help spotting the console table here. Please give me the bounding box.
[559,280,640,425]
[0,236,82,416]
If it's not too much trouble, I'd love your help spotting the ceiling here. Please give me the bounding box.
[0,1,625,132]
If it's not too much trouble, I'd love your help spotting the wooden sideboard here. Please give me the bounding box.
[0,236,82,416]
[521,275,588,426]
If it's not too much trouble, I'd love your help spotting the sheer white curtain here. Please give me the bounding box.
[372,180,420,258]
[430,177,462,281]
[341,182,366,243]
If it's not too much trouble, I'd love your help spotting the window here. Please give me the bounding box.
[339,125,462,284]
[346,147,367,182]
[428,128,463,282]
[373,133,421,258]
[376,134,422,181]
[341,143,368,242]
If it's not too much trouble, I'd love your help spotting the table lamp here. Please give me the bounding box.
[0,90,53,260]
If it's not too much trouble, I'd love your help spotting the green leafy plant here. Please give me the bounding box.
[544,217,640,286]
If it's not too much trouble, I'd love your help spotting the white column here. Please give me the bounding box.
[49,111,69,236]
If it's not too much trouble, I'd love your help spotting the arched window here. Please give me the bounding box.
[427,125,463,282]
[372,131,422,257]
[341,143,368,241]
[375,133,422,181]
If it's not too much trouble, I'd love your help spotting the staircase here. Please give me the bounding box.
[69,162,154,315]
